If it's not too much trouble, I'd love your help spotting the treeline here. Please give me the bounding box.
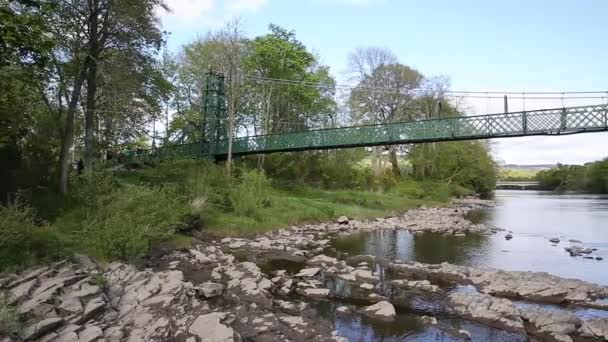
[0,1,499,273]
[1,1,497,201]
[536,159,608,193]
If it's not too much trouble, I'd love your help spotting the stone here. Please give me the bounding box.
[295,267,320,278]
[197,282,225,298]
[9,278,37,303]
[190,249,212,263]
[78,325,103,342]
[391,279,440,292]
[336,306,350,314]
[258,278,272,290]
[76,296,105,323]
[596,257,604,261]
[578,317,608,340]
[420,315,438,325]
[360,283,374,290]
[189,313,235,342]
[505,233,513,240]
[458,329,471,340]
[549,238,561,243]
[449,291,523,331]
[352,269,378,282]
[520,308,580,338]
[22,318,64,341]
[362,301,396,321]
[336,216,349,224]
[298,288,330,298]
[307,254,339,266]
[58,297,83,313]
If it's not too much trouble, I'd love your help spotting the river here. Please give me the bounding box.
[333,190,608,285]
[324,190,608,341]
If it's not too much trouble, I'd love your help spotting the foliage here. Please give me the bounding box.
[536,159,608,193]
[230,170,272,218]
[410,141,497,193]
[499,168,538,181]
[54,175,189,262]
[0,203,63,271]
[250,149,374,189]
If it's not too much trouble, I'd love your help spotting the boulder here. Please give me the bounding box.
[578,317,608,340]
[189,312,235,342]
[449,291,523,332]
[336,216,349,224]
[359,283,374,290]
[362,301,396,321]
[197,282,225,298]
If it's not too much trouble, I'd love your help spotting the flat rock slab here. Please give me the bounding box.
[189,313,235,342]
[23,317,64,341]
[295,267,320,278]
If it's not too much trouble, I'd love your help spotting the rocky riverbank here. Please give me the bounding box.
[2,198,607,341]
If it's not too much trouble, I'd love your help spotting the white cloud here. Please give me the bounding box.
[159,0,267,29]
[161,0,215,22]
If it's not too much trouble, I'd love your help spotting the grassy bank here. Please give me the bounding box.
[1,159,472,272]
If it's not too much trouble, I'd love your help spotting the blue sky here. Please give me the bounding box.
[160,0,608,164]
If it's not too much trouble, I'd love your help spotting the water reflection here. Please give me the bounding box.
[312,300,526,342]
[333,230,490,266]
[333,190,608,285]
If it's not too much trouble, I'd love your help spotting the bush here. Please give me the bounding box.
[55,177,190,262]
[230,169,272,218]
[0,203,63,272]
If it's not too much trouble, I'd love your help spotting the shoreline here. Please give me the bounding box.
[2,198,607,341]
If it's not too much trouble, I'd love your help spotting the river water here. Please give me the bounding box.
[324,190,608,341]
[333,190,608,285]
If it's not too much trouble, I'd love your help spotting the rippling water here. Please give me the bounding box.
[333,190,608,285]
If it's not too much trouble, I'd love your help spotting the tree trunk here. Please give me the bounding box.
[58,58,90,194]
[84,1,99,177]
[84,58,98,176]
[389,146,400,177]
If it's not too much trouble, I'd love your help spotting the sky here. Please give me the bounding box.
[159,0,608,165]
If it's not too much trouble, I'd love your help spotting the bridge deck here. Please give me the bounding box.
[136,104,608,159]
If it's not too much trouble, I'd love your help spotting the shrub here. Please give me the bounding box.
[55,182,189,262]
[0,203,63,272]
[230,169,272,218]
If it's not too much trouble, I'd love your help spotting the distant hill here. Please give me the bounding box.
[498,164,556,181]
[502,164,556,171]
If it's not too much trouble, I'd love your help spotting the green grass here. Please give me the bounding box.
[1,159,473,271]
[0,292,19,336]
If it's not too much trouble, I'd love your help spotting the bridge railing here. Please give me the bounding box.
[121,104,608,160]
[214,104,608,155]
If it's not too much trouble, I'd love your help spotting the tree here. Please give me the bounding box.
[410,141,497,193]
[0,0,56,201]
[348,47,423,176]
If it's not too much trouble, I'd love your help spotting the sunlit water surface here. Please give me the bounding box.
[320,191,608,341]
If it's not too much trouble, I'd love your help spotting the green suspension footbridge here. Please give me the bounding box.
[133,72,608,160]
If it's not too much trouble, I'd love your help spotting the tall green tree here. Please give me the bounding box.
[348,47,423,176]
